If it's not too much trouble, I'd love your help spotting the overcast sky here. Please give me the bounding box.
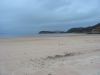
[0,0,100,36]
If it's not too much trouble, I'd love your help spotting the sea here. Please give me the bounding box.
[0,33,87,39]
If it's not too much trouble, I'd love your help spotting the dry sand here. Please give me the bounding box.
[0,34,100,75]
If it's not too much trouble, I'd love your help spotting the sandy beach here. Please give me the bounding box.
[0,34,100,75]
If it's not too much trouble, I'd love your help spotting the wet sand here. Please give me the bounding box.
[0,34,100,75]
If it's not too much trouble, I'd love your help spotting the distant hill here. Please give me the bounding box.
[39,31,66,34]
[67,23,100,34]
[39,23,100,34]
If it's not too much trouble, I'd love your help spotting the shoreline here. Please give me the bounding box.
[0,33,98,39]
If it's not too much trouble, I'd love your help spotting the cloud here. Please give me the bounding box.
[0,0,100,36]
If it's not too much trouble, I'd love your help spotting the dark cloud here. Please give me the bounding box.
[0,0,100,36]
